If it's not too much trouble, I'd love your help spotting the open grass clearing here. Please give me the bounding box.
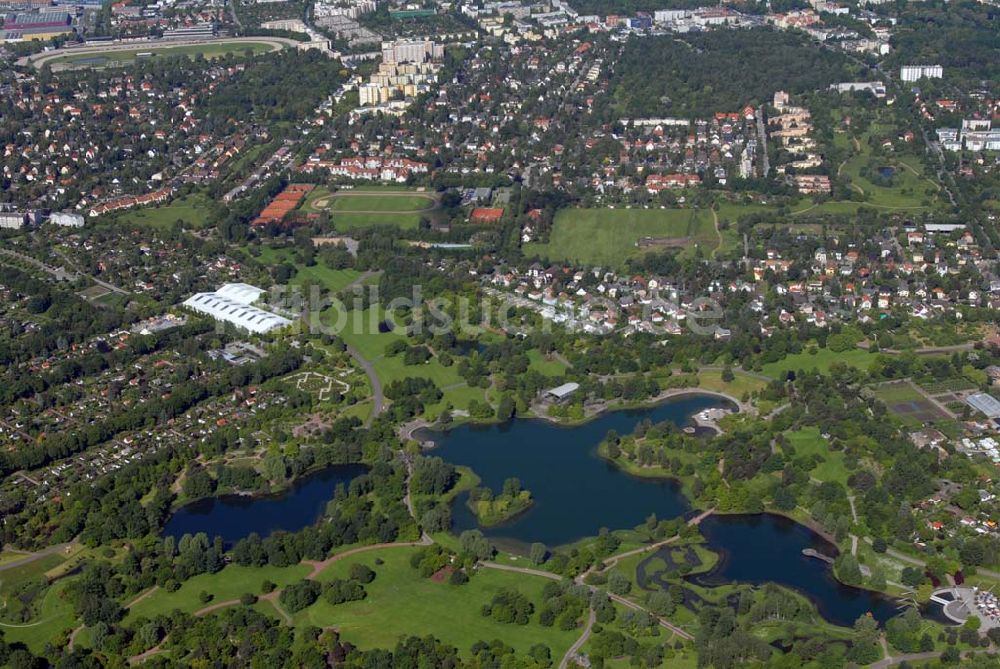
[110,194,217,229]
[254,246,362,294]
[760,348,880,379]
[784,427,849,486]
[331,306,487,417]
[124,563,311,623]
[524,208,715,268]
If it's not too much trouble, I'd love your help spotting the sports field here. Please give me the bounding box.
[524,208,716,267]
[43,41,279,69]
[304,188,438,230]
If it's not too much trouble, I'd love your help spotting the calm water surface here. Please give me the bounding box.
[692,513,900,626]
[162,463,368,546]
[429,394,728,548]
[430,396,906,626]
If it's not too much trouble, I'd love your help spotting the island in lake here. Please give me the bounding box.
[467,477,534,526]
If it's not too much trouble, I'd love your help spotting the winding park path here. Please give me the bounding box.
[482,562,694,642]
[338,271,384,425]
[559,606,596,669]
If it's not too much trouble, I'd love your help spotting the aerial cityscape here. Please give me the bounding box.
[0,0,999,665]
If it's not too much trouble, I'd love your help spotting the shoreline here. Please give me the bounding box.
[163,462,369,526]
[405,387,744,446]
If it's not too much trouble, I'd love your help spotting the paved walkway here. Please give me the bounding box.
[0,541,75,573]
[480,562,694,641]
[559,607,596,669]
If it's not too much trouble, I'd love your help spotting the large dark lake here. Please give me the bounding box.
[161,463,368,546]
[428,394,904,627]
[429,393,728,548]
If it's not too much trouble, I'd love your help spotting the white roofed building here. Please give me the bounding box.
[182,283,291,334]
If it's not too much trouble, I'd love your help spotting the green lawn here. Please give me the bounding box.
[0,554,76,651]
[0,579,78,652]
[524,208,715,268]
[255,246,362,293]
[332,306,487,417]
[124,563,311,623]
[297,546,579,657]
[526,349,569,377]
[784,427,848,485]
[46,42,278,68]
[761,348,880,379]
[112,194,217,229]
[694,369,767,400]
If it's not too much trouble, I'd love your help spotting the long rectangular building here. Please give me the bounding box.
[182,283,292,334]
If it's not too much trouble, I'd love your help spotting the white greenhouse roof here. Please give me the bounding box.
[183,290,291,334]
[967,392,1000,419]
[214,282,268,305]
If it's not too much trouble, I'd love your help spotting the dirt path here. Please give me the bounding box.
[128,636,167,665]
[710,208,722,257]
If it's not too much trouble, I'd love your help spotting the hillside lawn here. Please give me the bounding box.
[0,579,78,652]
[124,563,312,623]
[695,369,768,399]
[524,208,716,268]
[295,546,580,658]
[0,554,76,651]
[784,427,849,485]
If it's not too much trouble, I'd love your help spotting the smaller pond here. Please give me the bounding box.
[879,166,896,179]
[161,463,368,546]
[691,514,901,627]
